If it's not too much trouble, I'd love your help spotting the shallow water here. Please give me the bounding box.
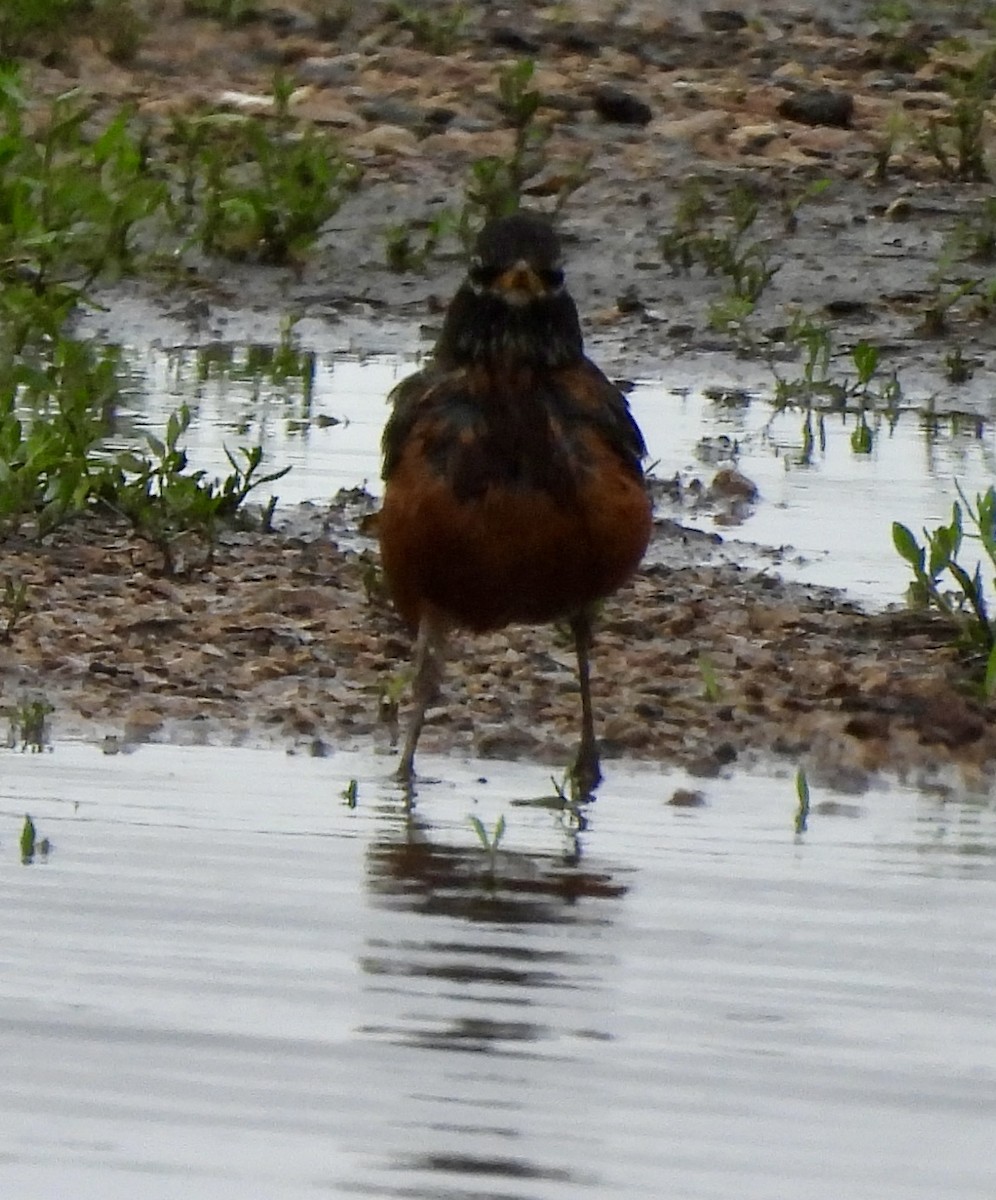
[1,743,995,1199]
[120,345,996,607]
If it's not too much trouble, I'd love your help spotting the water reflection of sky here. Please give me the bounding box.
[115,346,996,608]
[2,745,994,1200]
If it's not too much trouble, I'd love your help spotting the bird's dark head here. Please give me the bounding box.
[468,213,566,307]
[437,213,584,369]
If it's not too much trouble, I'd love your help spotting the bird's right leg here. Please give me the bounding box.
[395,610,447,786]
[570,608,602,801]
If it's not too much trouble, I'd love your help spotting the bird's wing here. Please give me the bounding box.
[563,359,648,473]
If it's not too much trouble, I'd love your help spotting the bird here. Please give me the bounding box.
[378,211,652,796]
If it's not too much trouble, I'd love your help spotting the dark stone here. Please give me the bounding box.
[616,286,643,315]
[702,10,749,33]
[488,25,541,53]
[555,26,602,54]
[778,88,854,129]
[423,107,456,129]
[844,712,891,740]
[824,298,871,317]
[668,788,707,807]
[592,84,652,126]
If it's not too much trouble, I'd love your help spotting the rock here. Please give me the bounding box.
[123,708,165,742]
[778,88,855,128]
[701,10,748,33]
[476,724,540,759]
[728,122,782,153]
[554,25,602,55]
[357,98,427,130]
[668,787,707,807]
[656,111,734,143]
[884,196,913,221]
[488,26,541,53]
[592,84,653,126]
[709,467,759,503]
[687,741,738,777]
[351,124,420,156]
[295,55,359,86]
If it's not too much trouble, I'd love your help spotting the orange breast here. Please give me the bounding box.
[379,427,652,633]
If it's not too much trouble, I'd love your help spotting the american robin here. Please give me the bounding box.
[379,212,652,794]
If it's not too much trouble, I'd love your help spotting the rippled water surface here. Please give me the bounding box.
[120,346,996,606]
[2,744,995,1199]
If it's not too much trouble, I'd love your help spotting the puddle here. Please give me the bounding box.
[115,344,996,608]
[1,742,994,1199]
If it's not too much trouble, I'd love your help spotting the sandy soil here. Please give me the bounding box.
[8,0,996,791]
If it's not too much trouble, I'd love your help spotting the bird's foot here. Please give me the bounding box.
[393,755,418,806]
[570,744,602,804]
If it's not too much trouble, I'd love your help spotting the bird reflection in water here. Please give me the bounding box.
[349,798,626,1199]
[365,801,627,922]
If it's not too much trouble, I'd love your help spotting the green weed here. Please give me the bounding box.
[660,180,777,308]
[922,47,995,182]
[461,59,569,231]
[794,767,810,835]
[945,346,974,383]
[871,108,913,183]
[779,178,832,234]
[1,577,29,643]
[7,698,53,752]
[106,402,291,572]
[469,812,506,875]
[386,59,590,267]
[951,196,996,264]
[386,2,467,54]
[378,669,408,736]
[384,213,451,272]
[177,322,316,408]
[0,0,83,58]
[20,813,36,861]
[0,338,122,538]
[0,71,167,295]
[772,326,900,414]
[182,0,260,24]
[893,484,996,686]
[171,74,361,266]
[918,278,981,337]
[698,654,723,702]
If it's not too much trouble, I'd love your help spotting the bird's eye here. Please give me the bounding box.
[542,268,565,289]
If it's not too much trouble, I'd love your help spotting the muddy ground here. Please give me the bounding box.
[9,0,996,791]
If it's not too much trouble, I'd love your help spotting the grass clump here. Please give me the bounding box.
[105,402,291,573]
[383,59,591,269]
[893,484,996,690]
[171,74,361,266]
[0,0,85,59]
[7,699,53,752]
[0,71,167,303]
[660,180,778,321]
[385,2,468,54]
[922,45,995,182]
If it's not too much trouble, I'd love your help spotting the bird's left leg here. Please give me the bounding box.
[395,609,448,787]
[569,608,602,799]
